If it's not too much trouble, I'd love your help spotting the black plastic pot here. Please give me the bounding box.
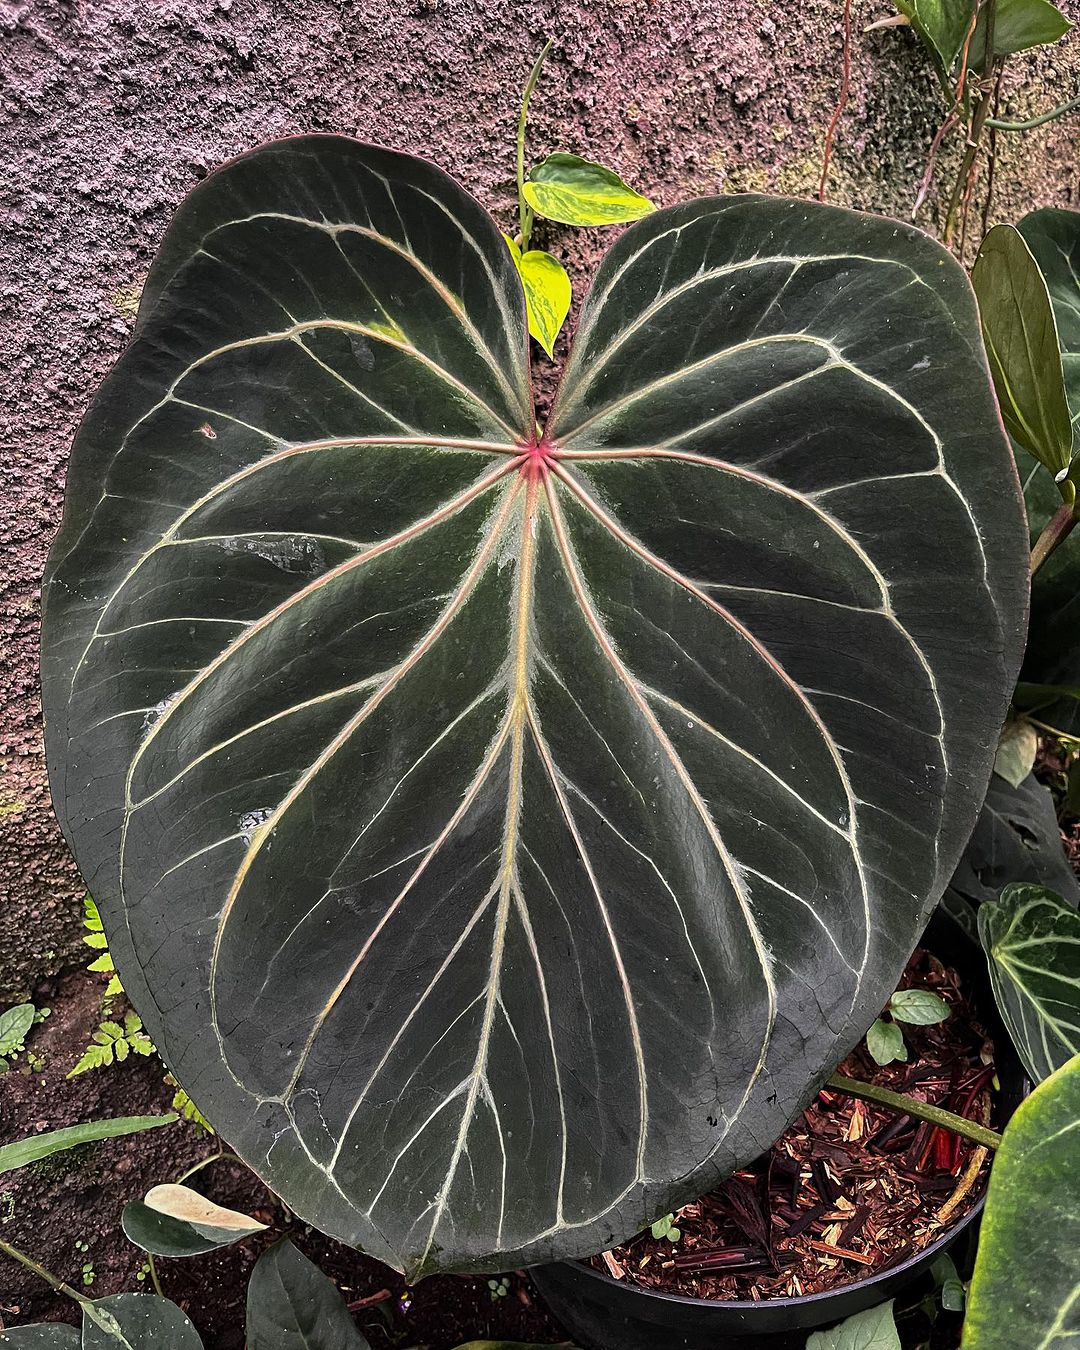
[531,908,1027,1350]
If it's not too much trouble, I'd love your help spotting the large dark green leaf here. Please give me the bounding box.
[979,883,1080,1081]
[961,1052,1080,1349]
[245,1240,369,1350]
[80,1294,204,1350]
[41,139,1028,1276]
[946,771,1080,909]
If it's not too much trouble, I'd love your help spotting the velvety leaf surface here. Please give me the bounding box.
[979,883,1080,1082]
[945,771,1080,909]
[962,1053,1080,1350]
[41,142,1027,1275]
[245,1240,370,1350]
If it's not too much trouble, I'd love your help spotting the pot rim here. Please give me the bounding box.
[553,1180,984,1314]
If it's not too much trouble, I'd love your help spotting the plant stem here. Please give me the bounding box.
[944,0,998,246]
[827,1074,1003,1150]
[175,1148,236,1186]
[988,93,1080,129]
[147,1251,165,1298]
[1031,501,1078,573]
[516,38,553,251]
[818,0,854,202]
[0,1236,90,1308]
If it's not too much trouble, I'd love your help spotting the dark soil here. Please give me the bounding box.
[591,945,997,1303]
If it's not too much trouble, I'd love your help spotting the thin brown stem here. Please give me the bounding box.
[944,0,999,245]
[827,1074,1003,1150]
[1031,502,1079,573]
[819,0,854,202]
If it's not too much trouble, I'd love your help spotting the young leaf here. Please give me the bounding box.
[866,1018,907,1065]
[992,715,1038,789]
[961,1053,1080,1349]
[81,1292,204,1349]
[931,1251,965,1312]
[972,225,1072,479]
[1019,208,1080,457]
[888,988,951,1025]
[523,153,654,227]
[0,1004,35,1059]
[123,1183,266,1257]
[246,1239,371,1349]
[0,1114,176,1175]
[40,141,1029,1276]
[807,1299,901,1349]
[505,236,571,357]
[170,1084,215,1133]
[978,883,1080,1082]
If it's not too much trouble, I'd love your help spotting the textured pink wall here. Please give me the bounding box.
[2,0,1078,996]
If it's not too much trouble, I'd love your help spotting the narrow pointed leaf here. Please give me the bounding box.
[246,1240,370,1350]
[524,153,654,227]
[961,1053,1080,1349]
[979,884,1080,1081]
[1019,207,1080,455]
[122,1183,266,1256]
[42,143,1027,1275]
[0,1115,176,1176]
[973,225,1072,477]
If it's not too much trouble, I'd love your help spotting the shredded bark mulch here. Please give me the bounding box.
[590,945,997,1302]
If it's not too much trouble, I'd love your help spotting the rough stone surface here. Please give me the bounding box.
[1,0,1079,1000]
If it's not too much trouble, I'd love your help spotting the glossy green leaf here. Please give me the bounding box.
[122,1183,266,1257]
[973,225,1071,478]
[41,142,1028,1275]
[246,1240,370,1350]
[523,153,654,227]
[888,988,950,1024]
[867,1018,906,1065]
[979,884,1080,1082]
[970,0,1072,63]
[946,771,1080,909]
[932,1252,965,1312]
[1020,207,1080,457]
[961,1053,1080,1350]
[80,1294,204,1350]
[0,1329,80,1348]
[505,237,570,357]
[894,0,972,71]
[807,1299,901,1350]
[0,1115,176,1176]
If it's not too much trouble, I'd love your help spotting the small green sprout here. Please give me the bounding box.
[650,1212,681,1243]
[866,987,951,1066]
[487,1275,511,1301]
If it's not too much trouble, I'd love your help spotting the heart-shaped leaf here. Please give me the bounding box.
[80,1294,204,1350]
[866,1018,906,1065]
[523,153,654,227]
[122,1183,266,1256]
[972,225,1072,479]
[504,237,570,357]
[245,1239,369,1349]
[979,883,1080,1082]
[961,1053,1080,1349]
[41,139,1027,1275]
